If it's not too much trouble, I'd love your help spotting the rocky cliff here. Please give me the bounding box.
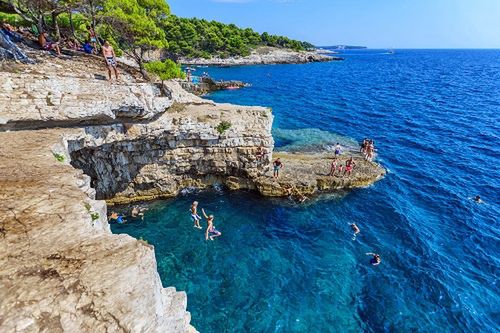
[180,46,343,66]
[0,50,384,332]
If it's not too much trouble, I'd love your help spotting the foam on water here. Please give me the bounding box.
[112,49,500,332]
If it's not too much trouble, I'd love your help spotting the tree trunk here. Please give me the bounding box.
[135,48,150,80]
[52,12,60,41]
[69,11,76,38]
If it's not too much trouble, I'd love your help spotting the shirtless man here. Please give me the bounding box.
[38,32,61,56]
[131,206,147,220]
[190,201,202,229]
[102,41,119,81]
[351,223,360,240]
[344,157,356,176]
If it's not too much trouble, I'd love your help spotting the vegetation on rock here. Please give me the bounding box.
[2,0,314,75]
[144,59,185,88]
[216,121,232,135]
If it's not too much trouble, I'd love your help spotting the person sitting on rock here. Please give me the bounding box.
[273,158,283,178]
[344,157,356,176]
[38,31,61,56]
[190,201,202,229]
[82,40,93,54]
[202,208,221,241]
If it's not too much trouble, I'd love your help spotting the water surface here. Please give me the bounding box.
[113,49,500,332]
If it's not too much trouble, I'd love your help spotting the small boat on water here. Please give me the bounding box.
[225,86,240,90]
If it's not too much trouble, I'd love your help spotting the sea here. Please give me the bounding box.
[112,49,500,333]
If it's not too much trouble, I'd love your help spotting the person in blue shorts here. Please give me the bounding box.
[190,201,202,229]
[366,252,381,266]
[334,143,343,157]
[273,158,283,178]
[109,211,127,224]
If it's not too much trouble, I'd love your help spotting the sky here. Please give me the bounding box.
[168,0,500,48]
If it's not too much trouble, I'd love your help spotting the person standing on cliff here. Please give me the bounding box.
[344,157,356,177]
[102,41,119,81]
[330,157,338,176]
[202,208,221,241]
[273,158,283,178]
[334,143,343,157]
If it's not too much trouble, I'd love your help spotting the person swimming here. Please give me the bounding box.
[350,223,360,240]
[109,211,126,224]
[473,195,483,203]
[191,201,202,229]
[202,208,221,241]
[131,206,147,220]
[366,252,381,266]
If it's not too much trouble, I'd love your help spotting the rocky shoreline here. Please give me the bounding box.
[0,51,381,332]
[180,46,343,66]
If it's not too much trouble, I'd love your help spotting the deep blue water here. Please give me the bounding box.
[112,49,500,332]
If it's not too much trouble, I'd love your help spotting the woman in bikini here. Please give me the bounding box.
[202,208,221,241]
[190,201,202,229]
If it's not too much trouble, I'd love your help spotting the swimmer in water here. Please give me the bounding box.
[190,201,202,229]
[109,211,126,224]
[366,252,381,266]
[350,223,360,240]
[202,208,221,241]
[131,205,147,220]
[473,195,483,204]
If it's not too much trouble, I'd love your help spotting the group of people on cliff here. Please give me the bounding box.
[360,138,376,161]
[27,23,120,81]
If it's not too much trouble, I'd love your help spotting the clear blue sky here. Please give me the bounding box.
[168,0,500,48]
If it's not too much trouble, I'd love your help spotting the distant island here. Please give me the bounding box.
[321,45,368,50]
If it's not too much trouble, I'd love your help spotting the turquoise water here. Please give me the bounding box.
[112,50,500,332]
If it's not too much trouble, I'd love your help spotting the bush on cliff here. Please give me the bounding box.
[145,59,185,88]
[216,121,232,135]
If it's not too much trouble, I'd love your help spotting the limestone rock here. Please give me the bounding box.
[180,46,343,66]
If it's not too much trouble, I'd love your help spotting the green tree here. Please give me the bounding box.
[101,0,168,78]
[144,59,185,89]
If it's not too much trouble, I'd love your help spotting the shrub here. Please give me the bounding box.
[90,212,100,221]
[216,121,232,134]
[53,152,65,162]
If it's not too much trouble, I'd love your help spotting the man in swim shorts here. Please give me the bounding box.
[191,201,202,229]
[344,157,356,176]
[102,41,119,81]
[273,158,283,178]
[334,143,342,157]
